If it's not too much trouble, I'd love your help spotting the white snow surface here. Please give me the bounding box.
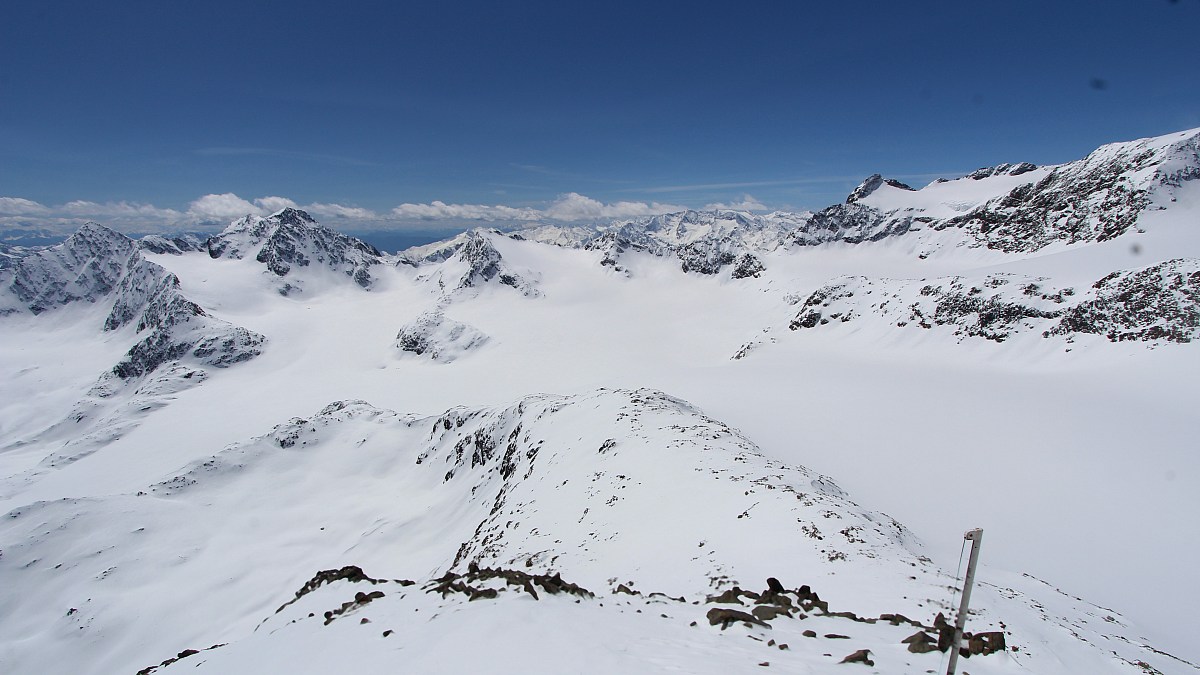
[2,128,1200,674]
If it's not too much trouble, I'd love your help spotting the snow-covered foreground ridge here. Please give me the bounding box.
[1,389,1189,675]
[1,126,1199,673]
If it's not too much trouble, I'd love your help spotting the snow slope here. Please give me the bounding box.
[2,127,1200,673]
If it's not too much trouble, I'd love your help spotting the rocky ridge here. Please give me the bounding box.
[0,224,265,485]
[1,389,1187,674]
[777,258,1200,346]
[514,209,808,276]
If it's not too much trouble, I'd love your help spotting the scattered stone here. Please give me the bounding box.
[903,630,939,654]
[706,607,771,630]
[840,649,874,666]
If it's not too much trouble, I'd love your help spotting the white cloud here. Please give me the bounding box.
[389,193,686,223]
[391,201,542,221]
[0,191,699,237]
[0,197,50,216]
[253,196,298,214]
[187,193,263,220]
[703,194,768,211]
[543,192,686,220]
[60,200,184,219]
[307,202,379,220]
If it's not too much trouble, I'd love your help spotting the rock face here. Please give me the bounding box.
[138,233,206,255]
[788,202,921,247]
[1048,259,1200,343]
[1,222,264,382]
[785,259,1200,345]
[965,162,1038,181]
[1,223,137,315]
[846,174,914,203]
[394,308,489,363]
[939,129,1200,252]
[206,208,383,292]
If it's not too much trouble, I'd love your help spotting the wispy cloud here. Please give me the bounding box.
[625,176,866,194]
[703,194,768,211]
[195,147,378,167]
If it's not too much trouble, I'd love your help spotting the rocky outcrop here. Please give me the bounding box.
[394,308,489,363]
[846,174,914,203]
[965,162,1038,181]
[940,129,1200,252]
[786,259,1200,345]
[1047,259,1200,343]
[138,234,205,255]
[206,208,383,292]
[788,203,921,247]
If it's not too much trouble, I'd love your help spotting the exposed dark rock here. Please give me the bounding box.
[966,162,1038,180]
[276,565,387,613]
[425,566,593,602]
[706,607,771,629]
[1047,259,1200,343]
[847,174,914,203]
[138,234,205,255]
[789,260,1200,345]
[731,252,766,279]
[839,649,874,665]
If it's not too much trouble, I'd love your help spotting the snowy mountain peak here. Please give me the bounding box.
[272,206,318,227]
[411,229,541,298]
[846,174,915,204]
[206,208,384,292]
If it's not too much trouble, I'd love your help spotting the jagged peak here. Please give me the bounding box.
[66,221,133,249]
[846,174,915,203]
[269,207,317,227]
[966,162,1039,181]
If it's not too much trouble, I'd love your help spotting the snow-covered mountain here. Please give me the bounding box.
[3,127,1200,674]
[514,209,809,277]
[2,389,1184,675]
[403,229,541,299]
[206,207,385,294]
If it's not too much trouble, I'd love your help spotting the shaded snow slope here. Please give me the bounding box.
[1,390,1188,675]
[0,225,265,496]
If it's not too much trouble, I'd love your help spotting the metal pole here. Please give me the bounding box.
[946,528,983,675]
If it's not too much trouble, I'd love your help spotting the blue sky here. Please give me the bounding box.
[2,0,1198,235]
